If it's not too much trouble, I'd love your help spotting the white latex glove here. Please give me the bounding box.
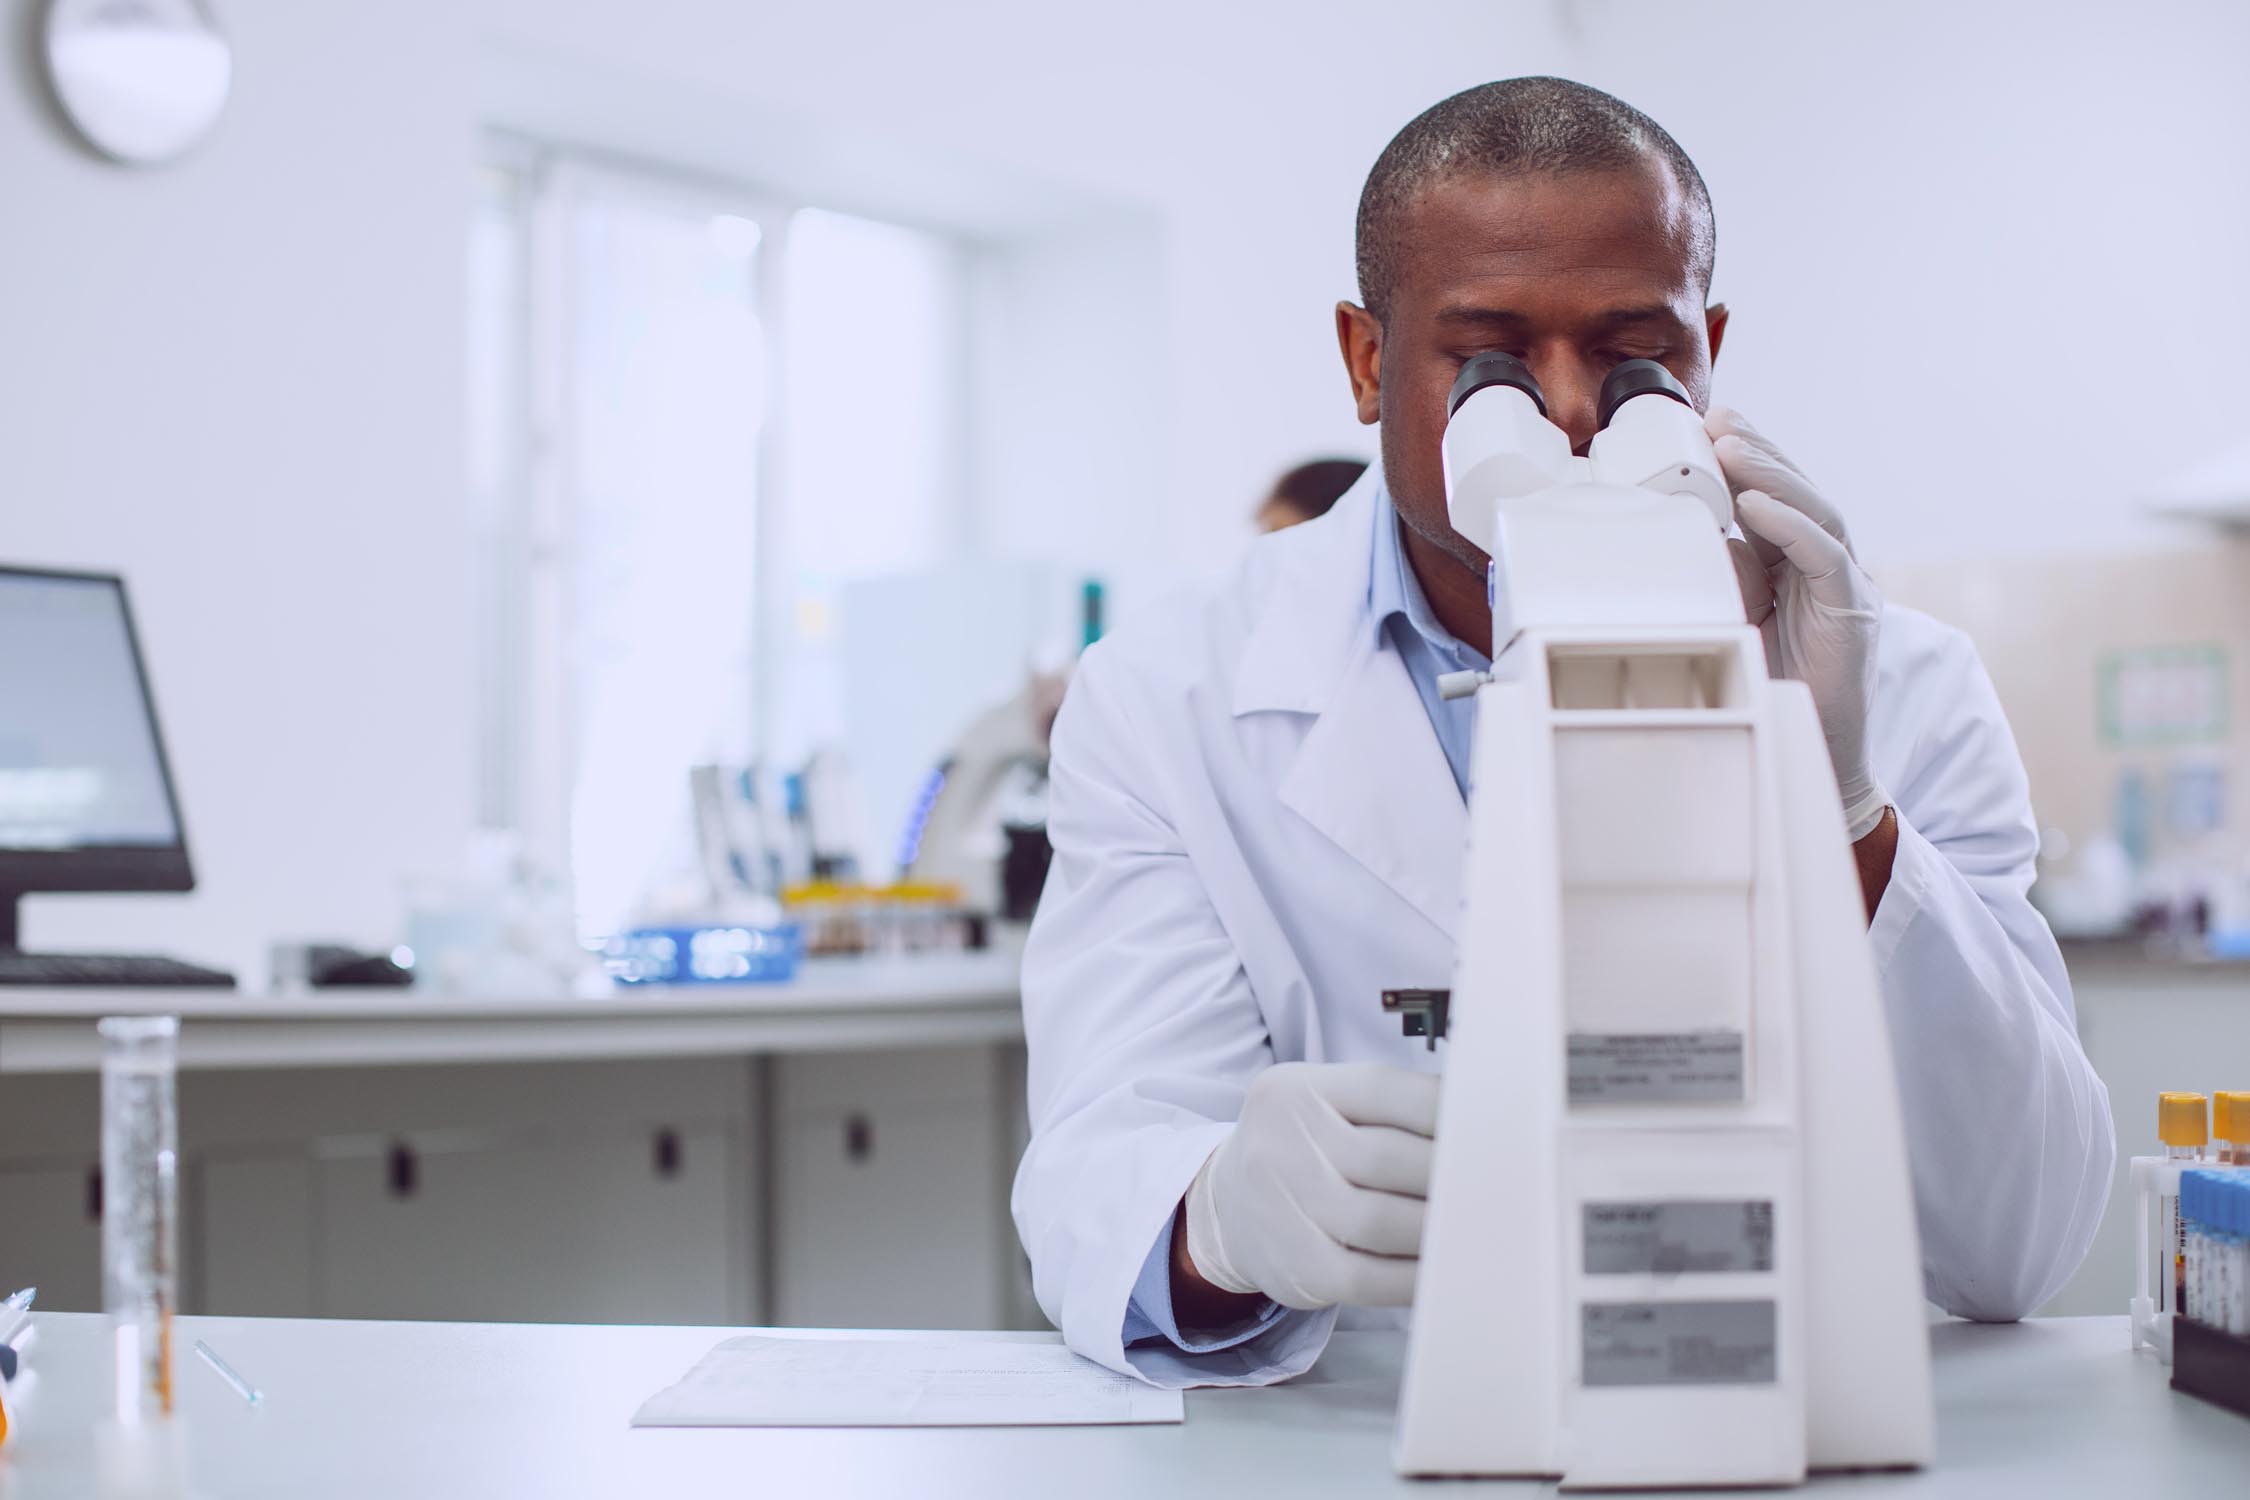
[1708,407,1889,843]
[1183,1061,1439,1311]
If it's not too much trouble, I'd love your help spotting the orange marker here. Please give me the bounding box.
[0,1286,31,1447]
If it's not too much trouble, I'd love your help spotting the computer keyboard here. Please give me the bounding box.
[0,952,237,988]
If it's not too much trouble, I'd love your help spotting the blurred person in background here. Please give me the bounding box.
[1254,457,1368,533]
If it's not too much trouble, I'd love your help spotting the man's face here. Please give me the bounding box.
[1338,162,1725,580]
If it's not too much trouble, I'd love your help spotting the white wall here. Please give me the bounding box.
[8,0,2246,966]
[477,0,2250,583]
[1530,1,2250,572]
[966,223,1169,616]
[1,1,475,973]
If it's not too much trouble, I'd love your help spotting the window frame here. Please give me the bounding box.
[475,134,970,894]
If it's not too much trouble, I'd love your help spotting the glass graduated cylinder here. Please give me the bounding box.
[99,1014,179,1423]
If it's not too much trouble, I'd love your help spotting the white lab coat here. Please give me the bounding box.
[1011,471,2114,1389]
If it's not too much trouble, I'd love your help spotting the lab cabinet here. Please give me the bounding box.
[996,1040,1042,1329]
[0,1059,762,1322]
[315,1125,744,1324]
[198,1155,316,1316]
[237,1058,761,1325]
[0,1163,102,1311]
[772,1047,1011,1329]
[0,1072,103,1311]
[0,1046,1035,1328]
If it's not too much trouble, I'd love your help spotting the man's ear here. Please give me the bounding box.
[1705,301,1730,365]
[1335,302,1382,425]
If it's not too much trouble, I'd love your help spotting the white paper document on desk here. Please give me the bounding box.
[632,1335,1184,1427]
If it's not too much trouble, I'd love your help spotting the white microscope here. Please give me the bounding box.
[1390,355,1933,1486]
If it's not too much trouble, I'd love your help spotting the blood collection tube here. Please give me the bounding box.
[2183,1172,2210,1327]
[2160,1092,2208,1319]
[2215,1092,2250,1166]
[2231,1177,2250,1338]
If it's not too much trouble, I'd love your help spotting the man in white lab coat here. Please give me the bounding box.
[1012,76,2114,1388]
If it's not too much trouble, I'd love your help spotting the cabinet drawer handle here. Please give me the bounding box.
[845,1114,873,1164]
[387,1142,418,1199]
[653,1128,683,1179]
[86,1167,102,1223]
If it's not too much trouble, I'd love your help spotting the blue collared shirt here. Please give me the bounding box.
[1119,486,1490,1355]
[1120,1213,1282,1354]
[1369,486,1489,799]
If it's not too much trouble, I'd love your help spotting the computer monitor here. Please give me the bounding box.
[0,566,194,952]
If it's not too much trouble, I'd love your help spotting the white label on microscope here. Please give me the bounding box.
[1567,1030,1744,1103]
[1581,1300,1777,1387]
[1584,1200,1774,1275]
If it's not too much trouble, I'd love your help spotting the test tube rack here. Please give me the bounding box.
[2131,1155,2250,1386]
[2131,1155,2192,1363]
[2173,1318,2250,1421]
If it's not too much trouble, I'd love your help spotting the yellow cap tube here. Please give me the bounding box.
[2160,1092,2210,1148]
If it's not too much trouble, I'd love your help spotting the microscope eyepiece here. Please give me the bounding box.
[1448,352,1546,418]
[1595,358,1691,430]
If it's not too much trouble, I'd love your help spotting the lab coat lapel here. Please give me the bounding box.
[1279,638,1468,939]
[1234,470,1468,940]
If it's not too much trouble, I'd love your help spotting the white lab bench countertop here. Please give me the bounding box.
[0,1313,2240,1498]
[0,950,1023,1072]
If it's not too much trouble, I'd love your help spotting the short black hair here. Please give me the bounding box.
[1267,457,1368,520]
[1354,77,1715,325]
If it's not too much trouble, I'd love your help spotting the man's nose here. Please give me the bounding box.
[1528,361,1604,455]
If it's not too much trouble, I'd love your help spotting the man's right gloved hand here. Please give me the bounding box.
[1182,1061,1440,1311]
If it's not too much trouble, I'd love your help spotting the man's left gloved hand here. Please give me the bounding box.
[1707,407,1890,843]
